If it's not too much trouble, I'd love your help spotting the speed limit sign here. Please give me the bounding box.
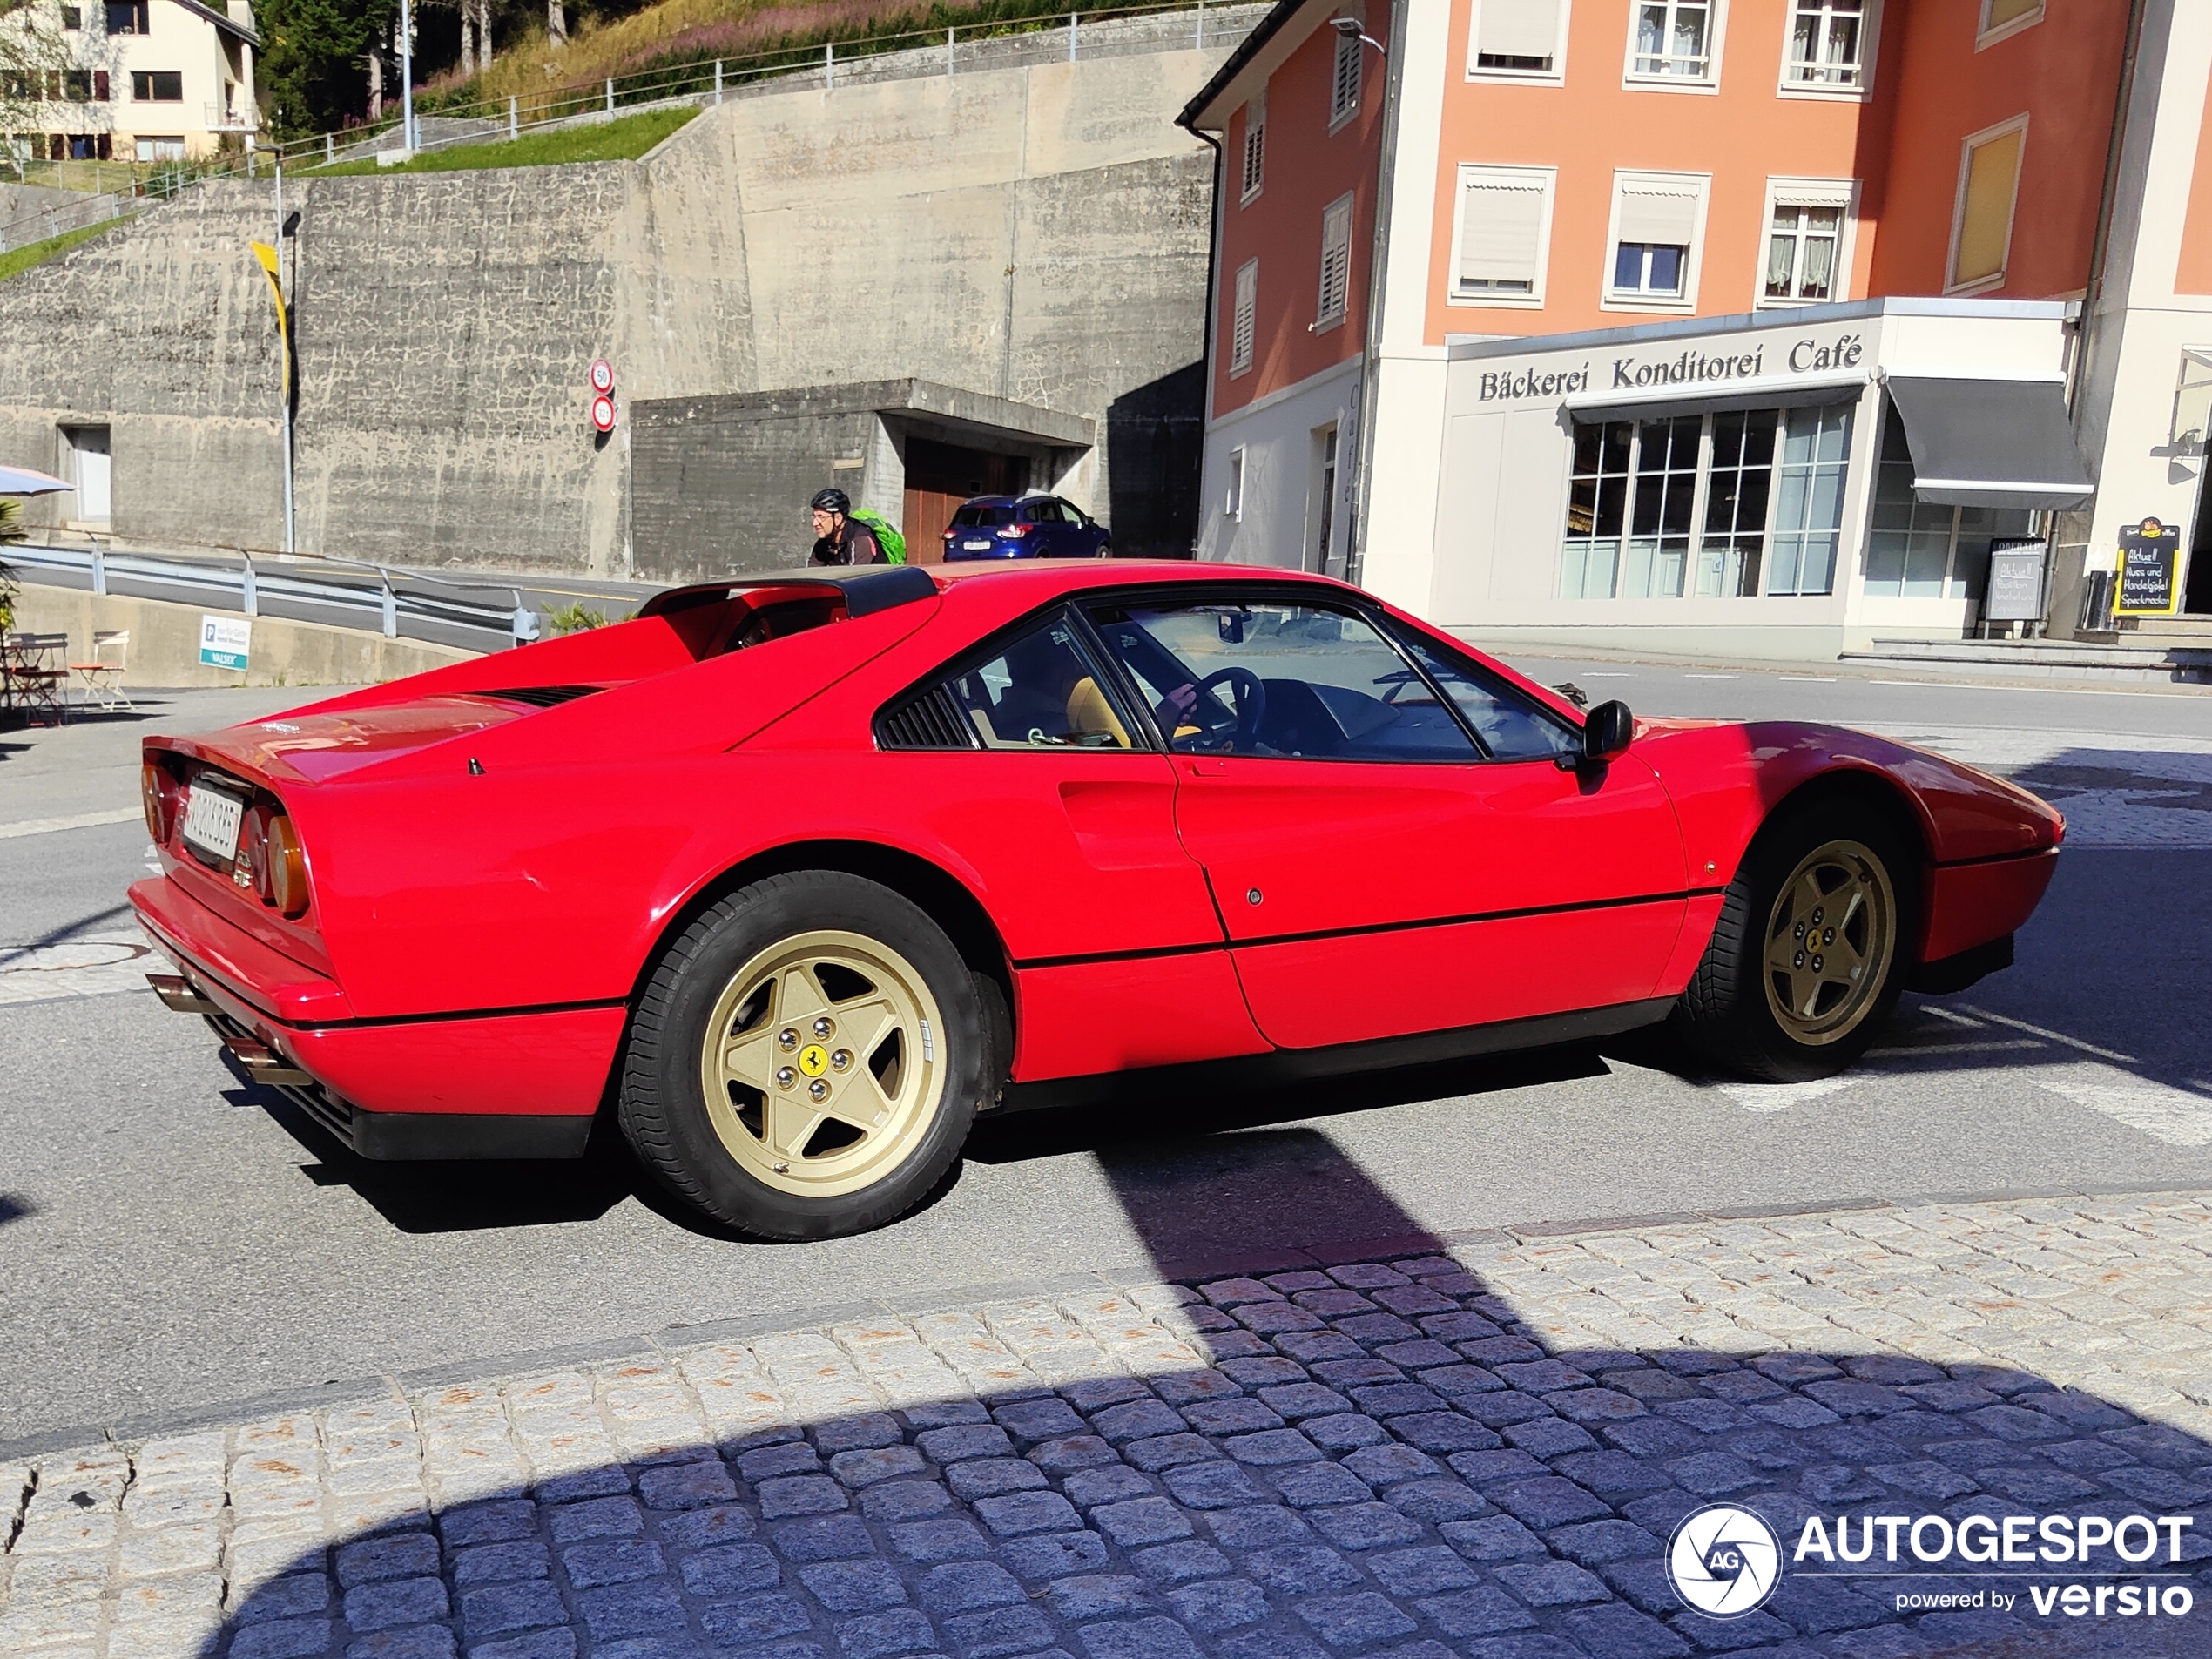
[589,359,615,395]
[590,394,617,433]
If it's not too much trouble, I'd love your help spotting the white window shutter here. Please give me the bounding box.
[1318,198,1354,321]
[1232,261,1258,373]
[1459,179,1545,287]
[1617,181,1700,246]
[1478,0,1561,62]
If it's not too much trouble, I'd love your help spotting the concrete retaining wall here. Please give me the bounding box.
[10,588,477,689]
[0,11,1258,583]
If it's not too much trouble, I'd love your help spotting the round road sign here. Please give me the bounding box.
[591,394,617,433]
[589,359,615,395]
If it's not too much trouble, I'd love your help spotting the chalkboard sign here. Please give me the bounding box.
[2116,516,2182,617]
[1984,540,2046,623]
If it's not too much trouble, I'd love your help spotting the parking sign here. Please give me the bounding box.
[199,614,250,671]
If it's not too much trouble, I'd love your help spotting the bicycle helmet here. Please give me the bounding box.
[810,487,851,515]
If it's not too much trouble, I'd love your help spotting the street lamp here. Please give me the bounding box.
[1331,16,1386,54]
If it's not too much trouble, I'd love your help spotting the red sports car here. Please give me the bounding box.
[131,562,2062,1238]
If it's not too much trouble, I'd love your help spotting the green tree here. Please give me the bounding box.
[258,0,392,138]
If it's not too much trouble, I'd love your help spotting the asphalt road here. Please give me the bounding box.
[3,663,2209,1450]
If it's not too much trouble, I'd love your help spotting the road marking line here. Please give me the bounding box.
[1865,1039,2044,1057]
[1720,1076,1859,1113]
[1777,675,1838,682]
[1957,1004,2137,1064]
[1683,673,1740,679]
[0,809,141,840]
[2025,1062,2212,1149]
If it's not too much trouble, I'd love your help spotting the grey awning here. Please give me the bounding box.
[1568,373,1869,426]
[1885,376,2092,509]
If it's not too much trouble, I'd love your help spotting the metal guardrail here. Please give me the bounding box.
[5,543,542,647]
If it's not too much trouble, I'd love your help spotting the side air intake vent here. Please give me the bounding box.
[478,685,605,709]
[876,686,973,751]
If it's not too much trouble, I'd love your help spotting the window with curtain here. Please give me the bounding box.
[1864,404,2033,599]
[1951,118,2026,291]
[1455,168,1549,298]
[1768,402,1854,595]
[1633,0,1713,78]
[1765,202,1842,300]
[1787,0,1865,86]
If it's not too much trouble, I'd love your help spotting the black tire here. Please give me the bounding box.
[1674,797,1918,1082]
[618,871,995,1239]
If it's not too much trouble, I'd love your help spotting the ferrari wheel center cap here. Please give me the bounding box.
[797,1044,831,1079]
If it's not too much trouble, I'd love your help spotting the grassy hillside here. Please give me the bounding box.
[0,218,128,284]
[421,0,1118,113]
[307,108,697,174]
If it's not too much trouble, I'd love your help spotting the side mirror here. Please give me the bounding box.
[1582,699,1634,764]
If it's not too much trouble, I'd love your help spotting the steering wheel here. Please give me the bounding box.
[1192,666,1268,752]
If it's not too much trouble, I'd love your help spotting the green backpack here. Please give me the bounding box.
[850,508,907,565]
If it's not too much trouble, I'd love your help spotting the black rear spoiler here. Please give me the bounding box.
[637,564,939,622]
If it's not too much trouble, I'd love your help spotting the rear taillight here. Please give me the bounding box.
[142,762,178,842]
[266,813,309,917]
[997,523,1031,539]
[234,804,311,918]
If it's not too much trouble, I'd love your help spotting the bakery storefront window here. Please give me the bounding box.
[1561,404,1855,599]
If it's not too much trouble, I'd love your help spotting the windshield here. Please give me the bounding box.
[1085,599,1482,761]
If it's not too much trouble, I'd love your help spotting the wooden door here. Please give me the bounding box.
[902,440,1022,564]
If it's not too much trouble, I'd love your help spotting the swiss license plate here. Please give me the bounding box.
[964,540,991,550]
[180,783,246,863]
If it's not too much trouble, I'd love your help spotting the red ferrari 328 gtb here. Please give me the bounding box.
[132,562,2062,1238]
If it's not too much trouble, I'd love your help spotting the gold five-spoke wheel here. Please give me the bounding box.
[1762,839,1897,1045]
[700,929,944,1198]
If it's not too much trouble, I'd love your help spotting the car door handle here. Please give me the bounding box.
[1180,757,1230,778]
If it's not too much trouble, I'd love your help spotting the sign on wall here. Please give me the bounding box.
[199,615,251,671]
[2115,517,2182,617]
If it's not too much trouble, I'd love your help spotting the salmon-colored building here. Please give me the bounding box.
[1182,0,2212,657]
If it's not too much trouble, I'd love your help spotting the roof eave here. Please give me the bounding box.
[1177,0,1327,133]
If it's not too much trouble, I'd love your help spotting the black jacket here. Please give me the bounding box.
[809,517,886,566]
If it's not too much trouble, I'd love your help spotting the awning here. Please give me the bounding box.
[1885,376,2092,509]
[1567,372,1872,426]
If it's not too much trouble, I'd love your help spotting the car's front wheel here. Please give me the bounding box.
[618,872,994,1238]
[1675,799,1913,1082]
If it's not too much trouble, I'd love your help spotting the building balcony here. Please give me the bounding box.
[205,101,257,132]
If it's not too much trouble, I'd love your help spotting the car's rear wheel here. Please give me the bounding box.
[1675,800,1913,1082]
[618,872,992,1238]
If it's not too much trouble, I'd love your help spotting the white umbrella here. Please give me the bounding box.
[0,465,70,495]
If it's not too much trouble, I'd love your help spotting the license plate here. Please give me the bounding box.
[964,540,991,550]
[181,783,246,863]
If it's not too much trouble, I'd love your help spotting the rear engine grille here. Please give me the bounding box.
[876,685,974,751]
[479,685,604,709]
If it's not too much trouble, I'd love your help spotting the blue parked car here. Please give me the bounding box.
[940,494,1112,561]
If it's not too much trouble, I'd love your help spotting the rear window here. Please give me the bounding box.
[952,505,1013,528]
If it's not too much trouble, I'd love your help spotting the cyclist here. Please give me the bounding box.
[807,488,886,566]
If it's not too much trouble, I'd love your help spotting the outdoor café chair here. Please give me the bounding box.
[71,629,132,712]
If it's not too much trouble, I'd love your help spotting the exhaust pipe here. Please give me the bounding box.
[221,1034,314,1088]
[146,973,213,1014]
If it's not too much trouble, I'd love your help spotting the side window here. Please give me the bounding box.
[941,610,1141,751]
[1086,597,1478,763]
[1388,627,1578,762]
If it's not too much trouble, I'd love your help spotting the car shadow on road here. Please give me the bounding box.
[160,1162,2212,1659]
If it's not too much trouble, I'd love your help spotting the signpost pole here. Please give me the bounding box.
[399,0,415,153]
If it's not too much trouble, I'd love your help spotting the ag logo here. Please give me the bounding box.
[1667,1504,1783,1617]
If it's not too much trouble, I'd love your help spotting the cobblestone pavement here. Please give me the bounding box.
[7,1194,2212,1659]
